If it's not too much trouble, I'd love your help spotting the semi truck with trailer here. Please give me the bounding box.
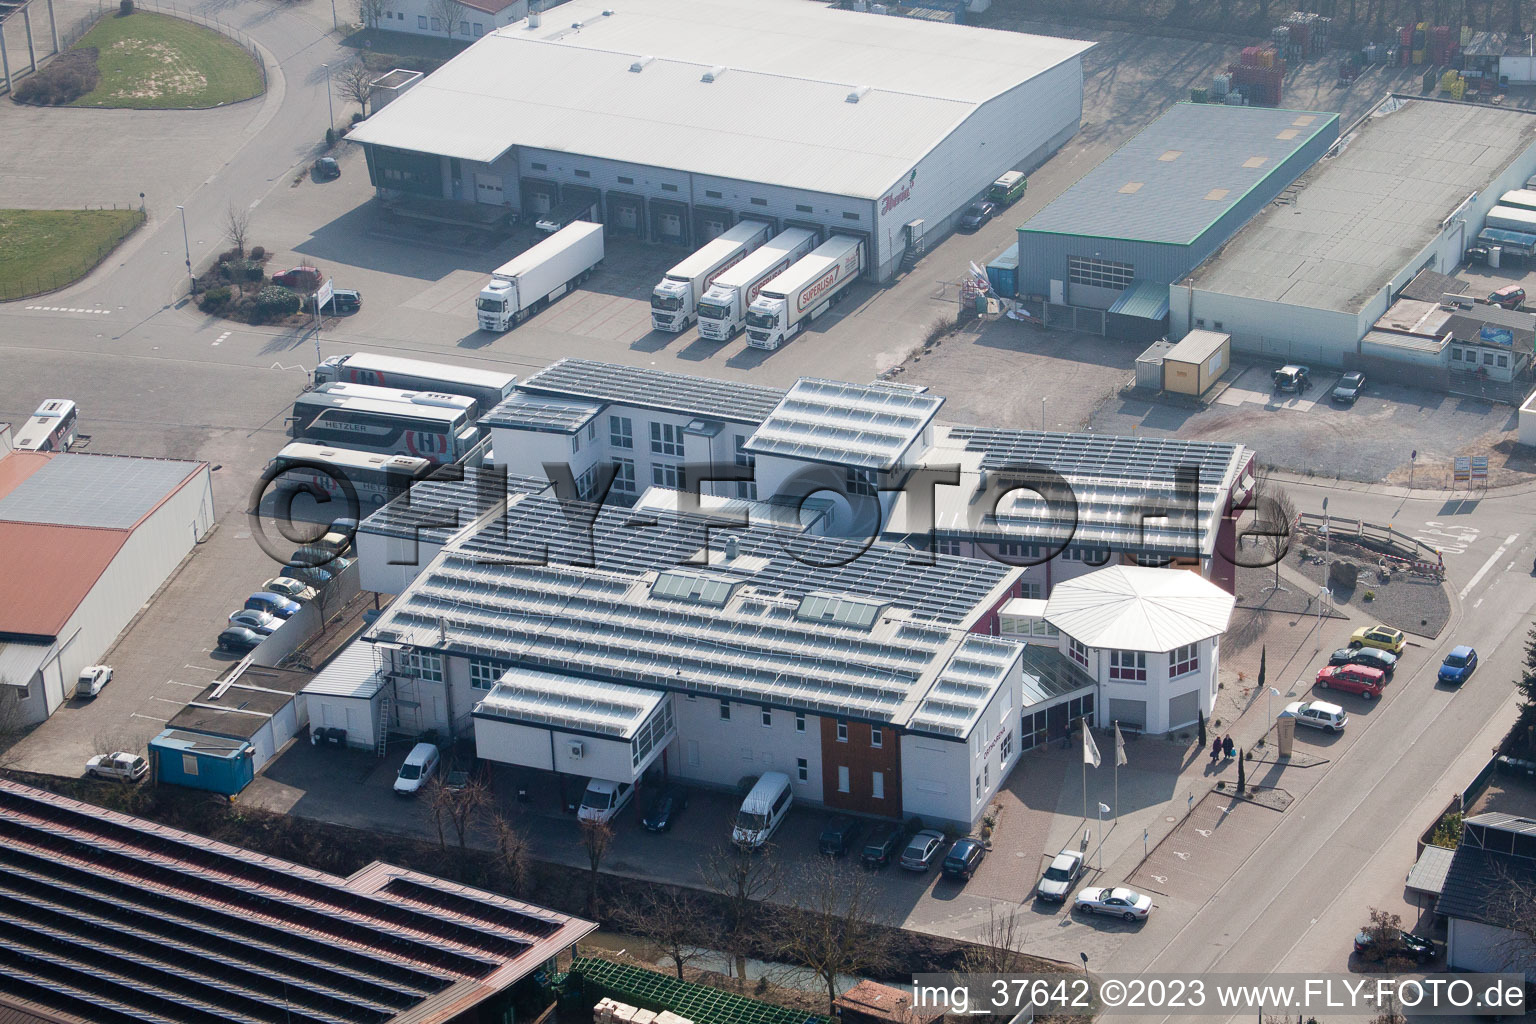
[744,235,865,351]
[477,222,604,332]
[696,227,818,341]
[650,220,771,332]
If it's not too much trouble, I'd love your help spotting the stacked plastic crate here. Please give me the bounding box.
[1230,46,1285,106]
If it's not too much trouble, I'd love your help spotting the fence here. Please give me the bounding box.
[1293,511,1442,565]
[0,205,145,301]
[6,0,265,96]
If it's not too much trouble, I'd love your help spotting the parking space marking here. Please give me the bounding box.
[129,713,165,722]
[165,679,205,689]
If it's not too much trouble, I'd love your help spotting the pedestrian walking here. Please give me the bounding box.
[1223,735,1235,760]
[1210,737,1221,763]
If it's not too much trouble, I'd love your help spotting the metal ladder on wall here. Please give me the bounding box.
[375,692,393,758]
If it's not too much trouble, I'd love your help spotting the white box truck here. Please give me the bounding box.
[477,222,604,332]
[744,235,865,350]
[1486,205,1536,233]
[650,220,771,332]
[697,227,818,341]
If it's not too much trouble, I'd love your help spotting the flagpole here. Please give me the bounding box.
[1113,719,1119,823]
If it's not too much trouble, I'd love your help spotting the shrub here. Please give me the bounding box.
[241,260,264,283]
[325,127,338,146]
[217,262,234,281]
[249,245,266,261]
[13,48,101,105]
[1429,810,1462,849]
[351,111,364,124]
[1363,590,1376,601]
[197,286,232,313]
[251,285,300,323]
[119,0,134,13]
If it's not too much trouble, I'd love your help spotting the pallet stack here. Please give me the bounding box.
[1229,45,1285,106]
[593,998,695,1024]
[1278,12,1332,61]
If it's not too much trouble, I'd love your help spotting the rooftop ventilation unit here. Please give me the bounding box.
[845,85,870,103]
[630,55,655,72]
[528,9,540,26]
[702,66,727,82]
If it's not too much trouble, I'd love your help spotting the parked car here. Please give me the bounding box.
[1354,928,1434,963]
[1328,647,1397,675]
[818,815,864,857]
[1350,624,1406,654]
[76,665,112,698]
[228,609,280,636]
[312,156,340,181]
[1439,645,1478,685]
[216,626,263,652]
[1074,886,1153,922]
[1465,244,1491,265]
[245,592,301,619]
[579,779,635,824]
[861,823,903,869]
[641,786,689,832]
[393,742,441,796]
[1489,284,1526,310]
[263,577,317,602]
[1273,364,1311,392]
[272,266,323,292]
[1331,371,1366,404]
[1286,699,1348,732]
[1036,848,1085,902]
[281,564,335,587]
[900,829,947,871]
[942,837,986,880]
[957,201,997,233]
[1314,663,1386,699]
[86,751,148,782]
[322,289,361,315]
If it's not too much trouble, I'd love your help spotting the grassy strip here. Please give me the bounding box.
[0,208,145,300]
[71,11,262,109]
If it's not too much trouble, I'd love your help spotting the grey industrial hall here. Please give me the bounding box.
[347,0,1094,281]
[999,102,1338,339]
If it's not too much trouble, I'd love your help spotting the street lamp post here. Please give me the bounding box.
[1096,802,1110,870]
[321,63,335,135]
[1322,495,1331,577]
[1267,686,1280,737]
[176,204,194,294]
[329,0,337,30]
[1041,397,1047,432]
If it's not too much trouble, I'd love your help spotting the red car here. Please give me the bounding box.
[1315,663,1386,699]
[272,266,323,292]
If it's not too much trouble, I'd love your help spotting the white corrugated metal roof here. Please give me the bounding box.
[347,0,1092,200]
[303,640,386,699]
[1043,565,1235,653]
[745,378,944,471]
[474,666,665,739]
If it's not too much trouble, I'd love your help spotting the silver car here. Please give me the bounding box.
[1036,849,1084,902]
[1074,886,1153,921]
[899,829,946,871]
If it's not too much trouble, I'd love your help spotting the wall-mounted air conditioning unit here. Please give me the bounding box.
[568,740,585,759]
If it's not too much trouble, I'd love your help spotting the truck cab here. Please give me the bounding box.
[696,283,738,339]
[650,277,694,331]
[477,280,515,331]
[744,296,789,349]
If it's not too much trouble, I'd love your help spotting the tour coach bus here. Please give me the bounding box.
[312,352,515,417]
[289,391,478,464]
[265,443,436,508]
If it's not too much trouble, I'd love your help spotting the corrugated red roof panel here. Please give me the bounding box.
[0,523,126,639]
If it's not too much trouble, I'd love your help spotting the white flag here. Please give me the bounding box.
[1114,721,1129,767]
[1082,719,1101,768]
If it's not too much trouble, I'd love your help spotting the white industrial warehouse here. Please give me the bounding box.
[348,0,1094,279]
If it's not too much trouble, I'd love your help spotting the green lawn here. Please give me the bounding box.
[0,209,145,300]
[71,11,263,109]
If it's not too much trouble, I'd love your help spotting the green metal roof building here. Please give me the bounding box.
[1009,102,1338,338]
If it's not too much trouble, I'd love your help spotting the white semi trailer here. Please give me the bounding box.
[744,236,865,351]
[696,228,818,342]
[649,220,771,332]
[477,222,604,332]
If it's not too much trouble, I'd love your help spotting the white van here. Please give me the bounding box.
[578,779,634,823]
[732,771,793,848]
[393,742,440,795]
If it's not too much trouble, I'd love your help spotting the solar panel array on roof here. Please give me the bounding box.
[0,780,593,1024]
[482,392,605,433]
[651,570,737,607]
[745,378,945,471]
[908,636,1021,737]
[795,594,886,630]
[473,667,668,738]
[362,468,549,543]
[519,358,786,423]
[0,454,200,530]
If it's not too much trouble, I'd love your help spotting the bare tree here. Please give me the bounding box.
[490,812,532,896]
[578,818,614,919]
[429,775,490,850]
[960,906,1033,975]
[700,841,780,987]
[1250,463,1297,594]
[427,0,466,37]
[354,0,385,28]
[333,58,375,119]
[613,884,709,980]
[222,201,251,259]
[775,858,895,1015]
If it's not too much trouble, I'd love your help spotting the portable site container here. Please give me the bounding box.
[1162,329,1231,396]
